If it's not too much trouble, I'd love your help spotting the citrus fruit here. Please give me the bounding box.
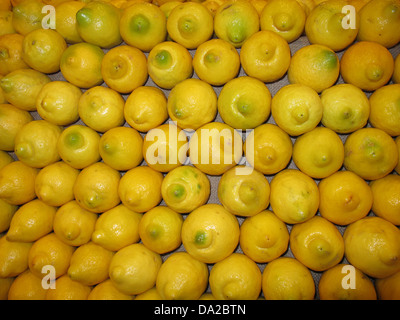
[54,0,85,44]
[0,234,32,278]
[45,274,92,300]
[375,270,400,300]
[7,270,47,300]
[88,279,134,300]
[0,33,29,75]
[0,10,15,37]
[393,53,400,83]
[134,286,163,300]
[396,136,400,174]
[11,0,45,35]
[0,199,18,233]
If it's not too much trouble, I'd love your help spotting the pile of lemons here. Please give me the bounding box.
[1,0,400,300]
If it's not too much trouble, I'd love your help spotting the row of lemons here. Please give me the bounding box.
[0,0,400,300]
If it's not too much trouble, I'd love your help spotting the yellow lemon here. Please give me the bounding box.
[305,0,359,51]
[0,33,29,76]
[124,86,168,132]
[88,279,134,300]
[375,270,400,300]
[290,215,345,272]
[214,0,260,48]
[0,10,15,37]
[0,150,12,169]
[396,136,400,174]
[393,53,400,83]
[240,210,289,263]
[138,205,183,254]
[109,243,162,295]
[167,78,218,131]
[344,216,400,278]
[349,0,372,12]
[358,0,400,48]
[11,0,45,36]
[344,127,398,180]
[0,160,38,205]
[240,30,291,83]
[68,241,114,286]
[57,124,101,169]
[0,0,11,10]
[156,251,209,300]
[0,68,51,111]
[318,264,377,300]
[271,84,323,136]
[45,274,91,300]
[118,165,163,213]
[60,42,104,89]
[161,165,210,213]
[120,2,167,52]
[7,269,47,300]
[0,199,18,233]
[288,44,340,93]
[218,165,270,217]
[0,234,32,278]
[250,0,268,15]
[320,83,370,134]
[243,123,293,175]
[370,174,400,226]
[1,278,14,300]
[36,80,82,126]
[76,0,122,48]
[193,38,240,86]
[319,170,373,226]
[209,253,262,300]
[22,28,67,74]
[296,0,317,16]
[217,76,271,130]
[0,103,32,151]
[53,200,98,246]
[369,84,400,137]
[270,169,319,224]
[6,199,56,243]
[73,162,121,214]
[55,0,85,44]
[260,0,306,43]
[340,41,394,92]
[147,41,193,89]
[188,122,243,176]
[134,286,163,300]
[159,0,184,18]
[262,257,315,300]
[167,1,213,49]
[181,203,240,263]
[101,45,148,94]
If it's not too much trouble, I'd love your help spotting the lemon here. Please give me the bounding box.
[74,162,121,214]
[262,257,315,300]
[60,42,104,89]
[147,40,193,89]
[91,204,142,251]
[156,251,209,300]
[76,0,122,49]
[53,200,98,246]
[343,127,398,180]
[369,84,400,136]
[0,10,15,36]
[358,0,400,48]
[22,29,67,74]
[0,199,17,233]
[55,0,85,44]
[7,269,48,300]
[260,0,306,43]
[340,41,394,92]
[0,160,38,205]
[320,83,370,134]
[181,203,240,263]
[124,86,168,132]
[270,169,319,224]
[0,33,29,76]
[14,119,62,168]
[135,286,163,300]
[218,76,271,130]
[218,165,270,217]
[0,277,13,300]
[101,45,148,94]
[209,253,262,300]
[109,243,162,295]
[120,2,167,52]
[88,279,134,300]
[271,84,323,136]
[319,170,373,226]
[159,0,184,18]
[138,205,183,254]
[344,216,400,278]
[193,38,240,86]
[393,53,400,83]
[6,199,56,243]
[0,68,51,111]
[28,233,75,279]
[239,210,289,263]
[370,174,400,226]
[290,215,345,272]
[45,274,92,300]
[318,264,377,300]
[0,0,11,10]
[0,78,5,103]
[214,0,260,48]
[36,80,82,126]
[167,78,218,131]
[167,1,213,49]
[0,150,12,169]
[118,165,163,213]
[250,0,268,15]
[0,234,32,278]
[57,124,101,169]
[161,165,210,213]
[11,0,45,36]
[243,123,293,175]
[396,136,400,174]
[0,103,32,151]
[375,270,400,300]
